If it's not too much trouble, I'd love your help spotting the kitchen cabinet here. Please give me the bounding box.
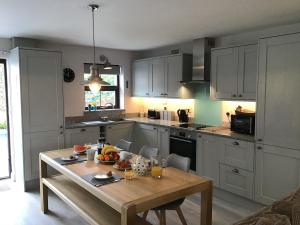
[219,138,254,171]
[220,164,254,199]
[133,124,158,153]
[255,144,300,205]
[157,127,170,159]
[152,57,166,97]
[196,134,220,187]
[256,33,300,150]
[8,47,64,189]
[132,54,192,98]
[211,44,257,100]
[132,59,151,97]
[106,123,134,145]
[65,127,100,148]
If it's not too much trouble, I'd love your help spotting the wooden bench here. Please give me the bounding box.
[43,175,152,225]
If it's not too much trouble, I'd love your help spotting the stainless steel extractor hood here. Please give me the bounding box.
[181,37,215,84]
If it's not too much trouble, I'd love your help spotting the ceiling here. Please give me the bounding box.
[1,0,300,50]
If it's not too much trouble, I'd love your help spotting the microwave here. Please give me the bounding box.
[148,110,160,119]
[231,114,255,135]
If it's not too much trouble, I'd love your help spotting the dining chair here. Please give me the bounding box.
[142,153,191,225]
[138,145,159,159]
[116,139,133,152]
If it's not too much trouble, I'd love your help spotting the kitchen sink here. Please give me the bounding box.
[80,121,110,125]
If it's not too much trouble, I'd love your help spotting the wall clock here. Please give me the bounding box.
[63,68,75,82]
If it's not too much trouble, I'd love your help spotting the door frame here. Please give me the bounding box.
[0,58,11,179]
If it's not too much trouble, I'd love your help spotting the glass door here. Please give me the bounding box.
[0,59,10,179]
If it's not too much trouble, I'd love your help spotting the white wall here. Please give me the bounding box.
[36,41,140,117]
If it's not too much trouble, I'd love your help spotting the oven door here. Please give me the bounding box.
[169,135,196,171]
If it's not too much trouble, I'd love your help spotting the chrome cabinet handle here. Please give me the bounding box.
[232,168,239,174]
[80,128,86,132]
[257,138,263,142]
[232,141,239,146]
[257,146,262,150]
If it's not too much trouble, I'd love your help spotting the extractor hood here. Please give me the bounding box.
[181,38,215,84]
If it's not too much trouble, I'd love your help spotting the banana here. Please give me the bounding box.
[101,145,118,155]
[105,148,119,154]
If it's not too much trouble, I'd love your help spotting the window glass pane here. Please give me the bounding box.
[100,91,116,106]
[85,91,100,107]
[84,73,117,86]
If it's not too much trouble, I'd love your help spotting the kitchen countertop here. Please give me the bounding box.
[66,117,255,142]
[127,117,255,142]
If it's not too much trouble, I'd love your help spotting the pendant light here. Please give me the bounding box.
[87,4,110,93]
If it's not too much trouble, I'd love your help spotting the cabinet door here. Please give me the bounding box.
[132,60,150,97]
[20,49,63,133]
[133,124,158,153]
[157,127,169,159]
[196,134,220,187]
[165,55,181,98]
[24,131,64,181]
[220,164,254,199]
[237,44,257,100]
[65,127,100,148]
[255,144,300,205]
[151,57,166,97]
[256,33,300,150]
[106,123,133,145]
[211,47,239,99]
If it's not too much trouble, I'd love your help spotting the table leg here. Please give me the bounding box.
[121,204,136,225]
[39,155,48,213]
[201,181,213,225]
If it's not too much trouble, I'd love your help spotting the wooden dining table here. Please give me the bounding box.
[39,149,213,225]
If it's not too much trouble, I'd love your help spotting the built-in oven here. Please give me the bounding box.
[169,128,197,171]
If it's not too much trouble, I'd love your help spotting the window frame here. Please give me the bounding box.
[84,63,121,110]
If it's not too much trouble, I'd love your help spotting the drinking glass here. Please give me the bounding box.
[151,156,163,179]
[124,168,135,180]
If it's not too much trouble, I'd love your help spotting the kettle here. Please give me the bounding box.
[177,109,189,123]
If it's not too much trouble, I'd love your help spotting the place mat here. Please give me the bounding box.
[53,157,87,165]
[81,172,124,187]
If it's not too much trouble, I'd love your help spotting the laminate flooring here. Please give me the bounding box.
[0,179,252,225]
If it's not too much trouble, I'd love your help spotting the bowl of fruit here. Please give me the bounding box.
[97,145,120,164]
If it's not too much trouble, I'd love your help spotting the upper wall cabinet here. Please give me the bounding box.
[132,54,192,98]
[211,44,257,100]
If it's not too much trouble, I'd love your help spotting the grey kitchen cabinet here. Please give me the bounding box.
[196,134,220,187]
[255,144,300,205]
[219,138,255,171]
[132,54,192,98]
[256,33,300,150]
[133,123,158,153]
[220,163,254,199]
[65,127,100,148]
[132,59,151,97]
[211,44,257,100]
[157,127,170,159]
[106,123,134,145]
[8,47,64,189]
[152,57,166,97]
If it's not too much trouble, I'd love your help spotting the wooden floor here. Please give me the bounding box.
[0,179,245,225]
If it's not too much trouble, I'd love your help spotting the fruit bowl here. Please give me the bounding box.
[96,145,120,164]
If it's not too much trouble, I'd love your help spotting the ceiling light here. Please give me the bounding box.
[87,4,110,93]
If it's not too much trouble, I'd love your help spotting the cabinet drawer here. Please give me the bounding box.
[220,138,254,171]
[220,164,254,199]
[138,123,157,131]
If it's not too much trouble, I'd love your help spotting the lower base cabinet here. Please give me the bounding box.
[106,123,134,145]
[196,134,220,187]
[220,164,254,199]
[132,124,169,157]
[255,144,300,205]
[65,127,100,148]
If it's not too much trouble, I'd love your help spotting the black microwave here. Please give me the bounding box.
[231,114,255,135]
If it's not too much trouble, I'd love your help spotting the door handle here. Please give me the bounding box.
[59,125,63,129]
[80,128,86,132]
[238,94,243,97]
[60,131,64,135]
[232,168,239,174]
[232,141,239,146]
[232,94,237,97]
[257,146,263,150]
